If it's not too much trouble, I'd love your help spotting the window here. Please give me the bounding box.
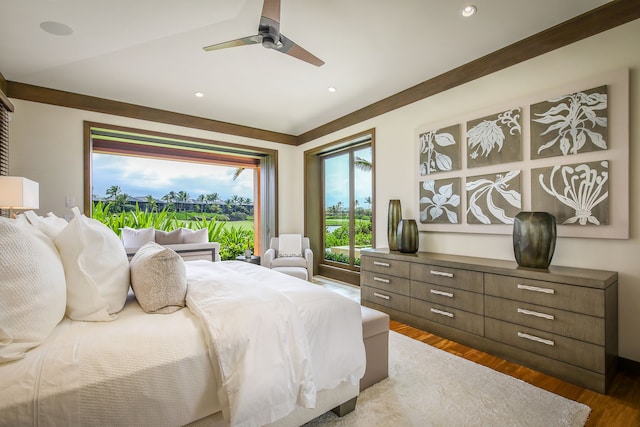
[304,130,375,285]
[83,122,278,254]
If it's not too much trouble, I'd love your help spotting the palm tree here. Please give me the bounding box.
[232,167,245,181]
[196,194,207,213]
[106,185,121,200]
[206,193,220,214]
[145,194,157,212]
[354,156,372,172]
[162,191,177,211]
[176,191,189,212]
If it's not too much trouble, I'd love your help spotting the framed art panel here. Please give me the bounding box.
[414,68,629,239]
[418,124,461,175]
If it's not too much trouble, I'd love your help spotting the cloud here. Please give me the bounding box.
[92,154,254,201]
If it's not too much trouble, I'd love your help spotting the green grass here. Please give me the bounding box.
[223,220,254,231]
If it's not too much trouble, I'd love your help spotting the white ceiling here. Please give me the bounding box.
[0,0,611,136]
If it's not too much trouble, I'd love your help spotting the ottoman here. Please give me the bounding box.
[360,305,390,390]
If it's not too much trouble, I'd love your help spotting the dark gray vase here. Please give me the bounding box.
[388,199,402,251]
[513,212,556,269]
[397,219,419,253]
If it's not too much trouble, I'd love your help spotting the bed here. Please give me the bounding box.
[0,213,366,427]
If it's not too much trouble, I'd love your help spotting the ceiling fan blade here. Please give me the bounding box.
[261,0,281,25]
[203,35,261,52]
[276,34,325,67]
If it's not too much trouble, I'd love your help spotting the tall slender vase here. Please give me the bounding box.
[513,211,556,269]
[387,200,402,251]
[397,219,419,253]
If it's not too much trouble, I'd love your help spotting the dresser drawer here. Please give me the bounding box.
[362,286,410,312]
[410,263,483,293]
[411,299,484,336]
[485,274,604,317]
[361,271,410,296]
[411,280,483,315]
[361,256,410,278]
[485,296,605,345]
[485,318,605,373]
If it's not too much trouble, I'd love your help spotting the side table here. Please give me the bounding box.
[236,255,261,265]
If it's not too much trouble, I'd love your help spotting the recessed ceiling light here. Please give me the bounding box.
[462,5,477,17]
[328,86,336,93]
[40,21,74,36]
[195,92,204,98]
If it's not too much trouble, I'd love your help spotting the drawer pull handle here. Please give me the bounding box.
[430,289,454,298]
[430,308,454,318]
[373,261,390,267]
[517,332,555,346]
[373,292,390,300]
[373,277,390,284]
[430,270,454,278]
[517,284,555,294]
[517,308,554,320]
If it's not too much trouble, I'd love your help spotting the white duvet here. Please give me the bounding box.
[185,261,366,427]
[0,260,365,427]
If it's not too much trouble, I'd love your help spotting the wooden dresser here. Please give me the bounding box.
[360,249,618,393]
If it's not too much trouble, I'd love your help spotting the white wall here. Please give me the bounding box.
[9,19,640,362]
[7,102,296,223]
[297,19,640,362]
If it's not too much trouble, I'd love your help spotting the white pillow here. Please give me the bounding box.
[155,228,183,245]
[278,234,303,257]
[23,210,68,239]
[0,217,66,363]
[130,242,187,314]
[121,226,155,247]
[55,207,130,321]
[181,227,208,244]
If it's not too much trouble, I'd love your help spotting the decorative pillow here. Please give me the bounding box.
[0,217,66,363]
[130,242,187,314]
[55,207,130,321]
[155,228,183,245]
[23,210,68,239]
[121,226,156,247]
[278,234,303,258]
[181,227,208,244]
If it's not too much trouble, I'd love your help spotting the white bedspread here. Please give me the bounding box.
[185,261,366,427]
[0,292,219,427]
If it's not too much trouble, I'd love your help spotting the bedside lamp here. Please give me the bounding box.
[0,176,39,218]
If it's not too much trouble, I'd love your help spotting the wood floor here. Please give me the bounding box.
[314,276,640,426]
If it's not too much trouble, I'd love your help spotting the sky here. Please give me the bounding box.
[324,147,372,209]
[92,153,254,202]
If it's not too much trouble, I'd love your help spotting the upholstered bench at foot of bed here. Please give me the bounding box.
[360,305,390,391]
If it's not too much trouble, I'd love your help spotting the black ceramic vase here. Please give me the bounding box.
[513,211,556,269]
[387,200,402,251]
[397,219,419,253]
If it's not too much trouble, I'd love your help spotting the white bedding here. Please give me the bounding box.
[0,291,219,427]
[0,260,366,427]
[186,261,366,427]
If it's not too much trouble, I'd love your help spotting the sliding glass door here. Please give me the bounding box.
[322,144,373,270]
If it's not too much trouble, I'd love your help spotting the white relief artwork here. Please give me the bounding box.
[418,124,460,175]
[466,170,521,225]
[532,86,608,157]
[419,179,461,224]
[538,161,609,225]
[467,108,521,162]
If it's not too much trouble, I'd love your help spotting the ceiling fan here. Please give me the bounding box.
[202,0,324,67]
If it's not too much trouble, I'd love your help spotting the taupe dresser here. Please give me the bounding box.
[360,248,618,393]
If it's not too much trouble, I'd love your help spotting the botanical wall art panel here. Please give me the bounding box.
[418,124,461,175]
[414,69,628,239]
[532,160,609,226]
[467,108,522,168]
[466,170,521,225]
[531,85,608,159]
[419,178,461,224]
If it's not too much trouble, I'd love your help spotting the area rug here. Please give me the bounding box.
[305,331,590,427]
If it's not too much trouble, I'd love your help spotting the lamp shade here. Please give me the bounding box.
[0,176,40,209]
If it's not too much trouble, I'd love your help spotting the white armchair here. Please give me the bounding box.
[262,235,313,281]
